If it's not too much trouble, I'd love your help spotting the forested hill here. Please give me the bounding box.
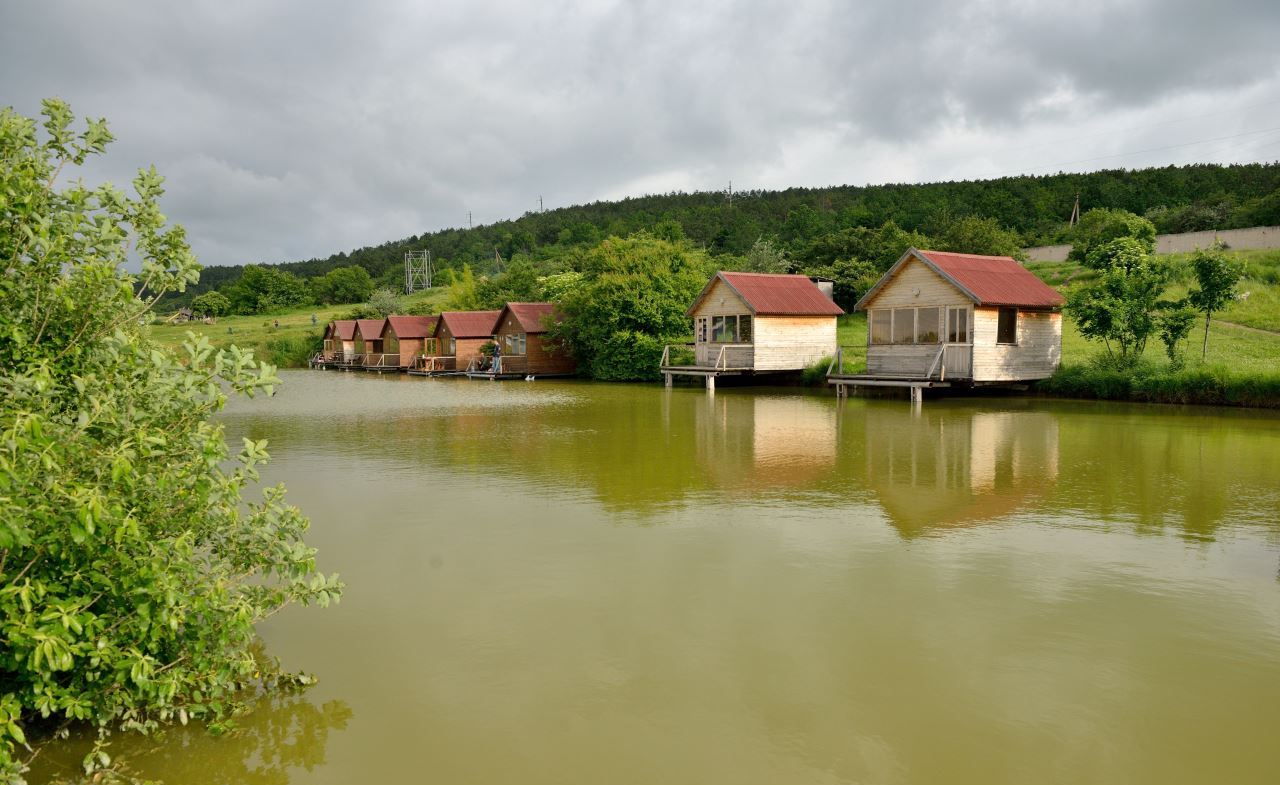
[179,162,1280,303]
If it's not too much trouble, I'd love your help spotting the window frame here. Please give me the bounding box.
[996,307,1018,345]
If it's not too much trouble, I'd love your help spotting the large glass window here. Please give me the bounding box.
[504,333,526,355]
[870,309,891,345]
[997,308,1018,344]
[707,315,750,343]
[916,307,940,343]
[892,309,915,344]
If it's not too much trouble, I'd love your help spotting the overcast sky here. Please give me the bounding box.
[4,0,1280,267]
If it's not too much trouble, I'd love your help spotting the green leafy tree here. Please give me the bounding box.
[225,265,310,314]
[1187,243,1244,359]
[0,100,340,782]
[365,287,402,317]
[191,290,231,319]
[1156,304,1198,370]
[1067,208,1156,264]
[444,264,483,310]
[1066,237,1171,365]
[475,257,541,308]
[933,215,1026,259]
[553,233,712,380]
[537,271,585,302]
[740,237,790,273]
[310,265,374,305]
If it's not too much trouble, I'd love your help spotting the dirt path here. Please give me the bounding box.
[1218,320,1280,336]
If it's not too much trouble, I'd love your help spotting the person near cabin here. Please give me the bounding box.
[491,340,501,373]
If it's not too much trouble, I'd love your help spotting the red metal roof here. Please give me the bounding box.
[692,272,845,316]
[438,310,500,338]
[331,320,357,341]
[355,318,387,340]
[384,315,439,339]
[914,250,1065,308]
[497,302,560,334]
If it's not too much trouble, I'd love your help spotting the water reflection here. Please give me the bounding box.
[32,692,352,785]
[855,406,1059,537]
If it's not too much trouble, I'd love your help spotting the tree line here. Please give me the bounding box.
[167,162,1280,310]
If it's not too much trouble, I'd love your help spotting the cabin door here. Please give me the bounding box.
[943,306,973,378]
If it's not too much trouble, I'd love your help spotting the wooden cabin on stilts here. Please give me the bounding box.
[467,302,577,380]
[381,315,440,372]
[427,310,500,376]
[828,248,1065,402]
[312,319,359,368]
[353,318,390,371]
[661,271,844,390]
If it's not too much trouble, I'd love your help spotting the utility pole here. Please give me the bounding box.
[726,180,733,207]
[539,195,544,213]
[1069,192,1080,227]
[468,211,473,229]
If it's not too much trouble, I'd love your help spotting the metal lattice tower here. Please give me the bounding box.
[405,250,433,294]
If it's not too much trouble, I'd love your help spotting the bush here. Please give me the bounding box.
[1038,361,1280,408]
[0,100,341,781]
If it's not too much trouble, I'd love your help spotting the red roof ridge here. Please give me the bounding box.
[916,249,1018,261]
[688,271,844,317]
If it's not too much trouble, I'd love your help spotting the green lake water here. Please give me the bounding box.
[33,371,1280,784]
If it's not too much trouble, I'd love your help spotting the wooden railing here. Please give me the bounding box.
[660,343,696,367]
[941,344,972,379]
[696,343,753,369]
[364,353,401,369]
[412,355,455,372]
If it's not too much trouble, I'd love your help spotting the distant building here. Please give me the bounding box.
[381,315,440,370]
[471,302,577,379]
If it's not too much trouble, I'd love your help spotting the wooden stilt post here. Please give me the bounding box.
[910,386,923,405]
[706,374,715,392]
[665,373,672,388]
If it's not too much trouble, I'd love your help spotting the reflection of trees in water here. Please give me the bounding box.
[37,691,352,785]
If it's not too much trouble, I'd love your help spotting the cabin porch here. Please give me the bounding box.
[827,343,971,402]
[407,355,457,376]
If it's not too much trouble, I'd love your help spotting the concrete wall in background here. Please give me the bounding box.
[1024,225,1280,262]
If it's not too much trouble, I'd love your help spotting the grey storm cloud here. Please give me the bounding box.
[3,0,1279,267]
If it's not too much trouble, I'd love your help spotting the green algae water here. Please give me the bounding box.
[33,372,1280,784]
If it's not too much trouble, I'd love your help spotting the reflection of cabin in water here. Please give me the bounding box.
[433,310,500,374]
[830,249,1065,399]
[380,315,440,371]
[662,271,845,389]
[694,393,837,491]
[862,407,1060,537]
[469,302,577,379]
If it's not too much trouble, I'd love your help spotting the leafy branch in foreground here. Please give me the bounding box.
[0,100,341,784]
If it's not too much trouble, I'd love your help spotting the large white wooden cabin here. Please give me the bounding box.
[829,248,1065,400]
[661,271,844,389]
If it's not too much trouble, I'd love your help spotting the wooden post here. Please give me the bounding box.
[706,374,715,392]
[665,373,672,388]
[910,386,922,405]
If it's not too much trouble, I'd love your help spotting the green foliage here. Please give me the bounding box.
[474,257,541,308]
[191,291,231,318]
[444,264,483,311]
[310,265,374,305]
[1156,305,1197,369]
[933,215,1026,259]
[802,258,881,312]
[1067,238,1173,364]
[1187,243,1244,359]
[0,100,340,782]
[794,221,929,272]
[224,265,311,314]
[364,287,402,318]
[537,271,585,302]
[740,237,790,273]
[553,233,712,381]
[1040,361,1280,408]
[1067,208,1157,264]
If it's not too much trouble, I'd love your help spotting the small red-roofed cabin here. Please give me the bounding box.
[381,315,440,370]
[662,271,844,389]
[322,320,358,364]
[434,310,500,373]
[840,248,1064,396]
[478,302,576,379]
[353,318,387,369]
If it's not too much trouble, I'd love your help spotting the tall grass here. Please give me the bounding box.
[1039,360,1280,408]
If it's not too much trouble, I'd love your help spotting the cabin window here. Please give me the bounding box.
[696,317,708,343]
[916,307,940,343]
[448,337,456,355]
[997,308,1018,344]
[709,315,750,343]
[504,333,527,355]
[948,308,969,343]
[870,309,891,345]
[386,335,399,353]
[892,309,915,344]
